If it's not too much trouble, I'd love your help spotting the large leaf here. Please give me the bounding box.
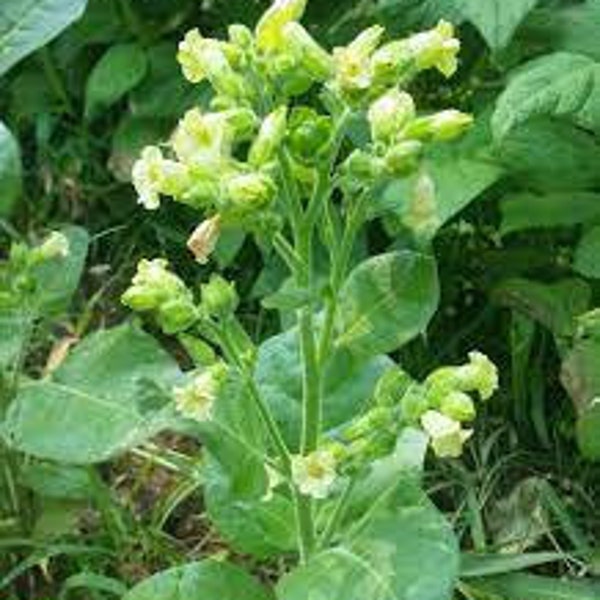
[0,0,87,76]
[277,482,459,600]
[336,251,439,357]
[85,43,148,120]
[467,573,600,600]
[0,309,31,371]
[500,192,600,236]
[2,322,180,463]
[256,326,392,448]
[0,120,22,217]
[492,52,600,141]
[123,560,272,600]
[455,0,538,50]
[574,226,600,279]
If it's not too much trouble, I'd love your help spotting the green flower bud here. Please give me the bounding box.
[341,406,393,441]
[370,40,412,88]
[224,172,276,212]
[267,53,314,96]
[343,149,381,181]
[187,215,221,264]
[440,391,476,422]
[399,383,429,423]
[421,410,473,458]
[405,19,460,78]
[368,88,415,143]
[287,107,332,165]
[228,24,254,51]
[282,21,333,81]
[157,297,198,334]
[382,140,422,177]
[201,274,239,318]
[249,107,288,167]
[407,110,473,142]
[372,366,413,407]
[255,0,307,52]
[402,171,440,240]
[121,284,162,312]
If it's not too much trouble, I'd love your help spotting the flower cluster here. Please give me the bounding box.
[121,259,198,334]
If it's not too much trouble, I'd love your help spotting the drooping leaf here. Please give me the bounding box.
[460,551,565,578]
[573,226,600,279]
[466,573,600,600]
[0,0,88,76]
[0,120,22,217]
[256,326,392,448]
[123,560,272,600]
[2,322,181,463]
[336,251,439,357]
[455,0,539,50]
[500,192,600,236]
[277,482,459,600]
[492,52,600,141]
[85,43,148,120]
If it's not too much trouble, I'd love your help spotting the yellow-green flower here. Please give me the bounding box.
[291,449,337,499]
[255,0,307,52]
[405,20,460,78]
[421,410,473,458]
[368,88,415,143]
[38,231,70,260]
[173,363,227,422]
[132,146,167,210]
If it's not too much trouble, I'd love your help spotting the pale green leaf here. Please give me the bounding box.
[492,52,600,140]
[336,251,439,357]
[0,0,87,76]
[0,120,22,217]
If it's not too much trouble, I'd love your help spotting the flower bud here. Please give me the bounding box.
[405,19,460,78]
[37,231,70,261]
[201,274,239,318]
[368,88,415,143]
[255,0,307,52]
[224,172,276,212]
[282,22,333,81]
[382,140,422,176]
[291,448,337,499]
[370,41,412,87]
[440,391,476,422]
[228,24,254,51]
[177,29,207,83]
[407,110,473,142]
[187,215,221,264]
[461,351,498,400]
[249,107,288,167]
[421,410,473,458]
[172,109,231,165]
[373,367,413,407]
[287,107,332,165]
[173,362,228,422]
[157,297,198,334]
[343,149,381,181]
[399,383,429,423]
[402,171,440,240]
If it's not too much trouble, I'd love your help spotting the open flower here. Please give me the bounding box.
[187,215,221,264]
[405,20,460,78]
[255,0,307,52]
[460,351,499,401]
[368,88,415,143]
[173,363,227,422]
[132,146,167,210]
[291,449,337,499]
[421,410,473,458]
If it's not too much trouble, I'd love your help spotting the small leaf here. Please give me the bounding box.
[336,251,439,357]
[0,120,22,217]
[492,52,600,141]
[0,0,87,76]
[574,226,600,279]
[456,0,539,50]
[123,560,272,600]
[85,43,148,120]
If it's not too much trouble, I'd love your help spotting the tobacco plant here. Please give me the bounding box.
[113,1,500,597]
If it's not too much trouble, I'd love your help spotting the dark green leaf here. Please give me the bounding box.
[0,0,87,76]
[336,251,439,357]
[574,226,600,278]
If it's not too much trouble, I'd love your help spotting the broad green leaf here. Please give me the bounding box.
[495,119,600,192]
[256,326,392,448]
[336,251,439,357]
[2,322,180,463]
[500,192,600,236]
[455,0,538,50]
[375,0,462,35]
[123,560,272,600]
[19,461,94,500]
[32,225,89,316]
[0,120,22,217]
[378,115,502,236]
[466,573,600,600]
[492,53,600,141]
[278,484,459,600]
[0,309,31,371]
[577,401,600,461]
[0,0,87,76]
[492,278,591,341]
[574,226,600,279]
[85,43,148,120]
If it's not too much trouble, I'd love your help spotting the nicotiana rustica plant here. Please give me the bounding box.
[96,0,499,596]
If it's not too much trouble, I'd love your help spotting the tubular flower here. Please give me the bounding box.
[368,88,415,143]
[282,22,333,80]
[421,410,473,458]
[405,20,460,78]
[224,171,276,212]
[407,110,473,142]
[255,0,307,52]
[249,106,288,167]
[173,363,228,422]
[132,146,167,210]
[291,449,337,499]
[459,351,499,401]
[187,215,221,264]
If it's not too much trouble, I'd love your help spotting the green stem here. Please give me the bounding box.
[294,493,315,563]
[39,48,74,115]
[299,308,321,453]
[318,476,356,549]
